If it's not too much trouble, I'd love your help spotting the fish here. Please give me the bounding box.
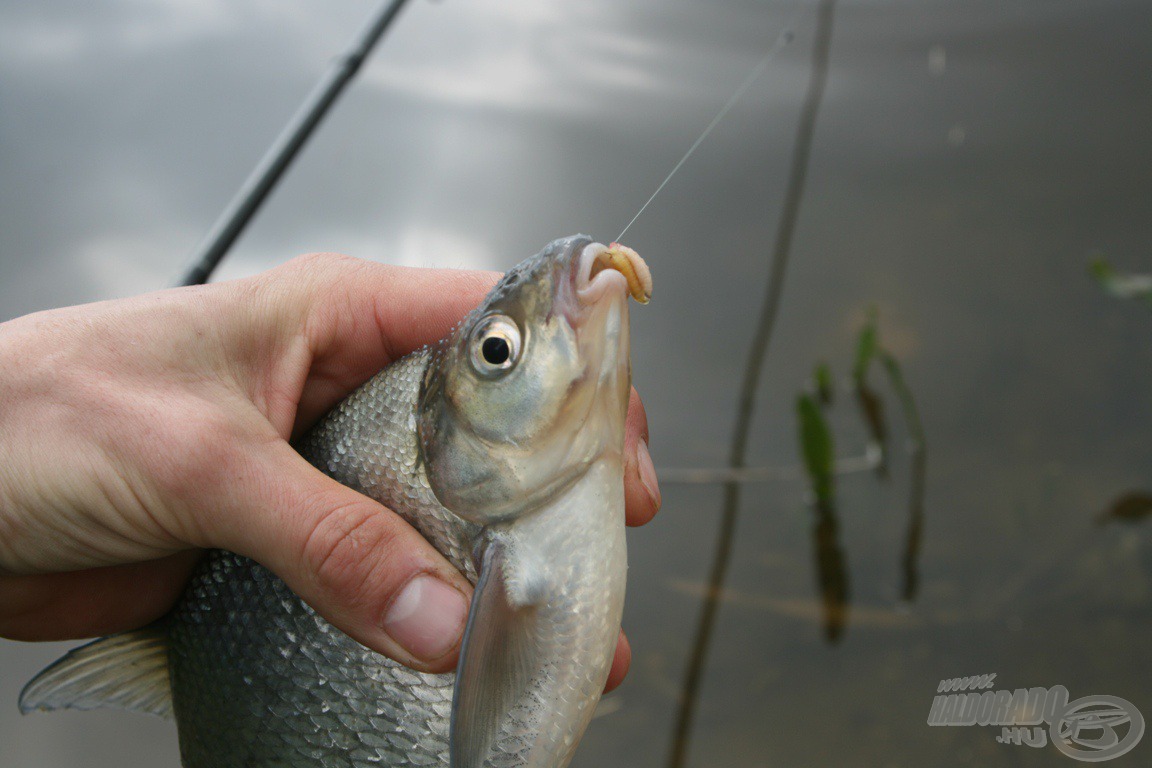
[19,234,652,768]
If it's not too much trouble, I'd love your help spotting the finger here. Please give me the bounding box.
[604,630,632,692]
[0,551,202,641]
[212,441,473,674]
[253,255,501,434]
[623,388,660,527]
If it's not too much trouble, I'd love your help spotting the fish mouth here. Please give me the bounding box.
[575,241,652,306]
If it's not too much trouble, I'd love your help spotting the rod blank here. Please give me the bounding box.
[175,0,412,287]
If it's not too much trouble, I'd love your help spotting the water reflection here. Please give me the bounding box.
[811,496,851,643]
[901,445,927,602]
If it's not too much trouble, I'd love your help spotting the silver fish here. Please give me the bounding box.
[19,234,652,768]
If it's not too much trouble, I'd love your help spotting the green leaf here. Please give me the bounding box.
[796,393,834,506]
[1088,256,1116,285]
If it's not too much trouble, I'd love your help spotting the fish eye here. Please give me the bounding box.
[470,315,521,375]
[482,336,510,365]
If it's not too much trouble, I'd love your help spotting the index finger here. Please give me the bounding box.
[242,254,500,434]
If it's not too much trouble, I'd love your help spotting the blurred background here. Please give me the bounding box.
[3,0,1152,765]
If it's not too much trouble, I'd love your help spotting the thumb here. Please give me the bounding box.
[213,442,473,674]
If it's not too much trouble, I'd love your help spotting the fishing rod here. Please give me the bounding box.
[175,0,412,287]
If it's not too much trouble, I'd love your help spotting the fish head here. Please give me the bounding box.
[417,234,651,525]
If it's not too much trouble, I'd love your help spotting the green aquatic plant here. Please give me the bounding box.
[796,367,848,643]
[795,308,927,618]
[851,307,926,463]
[795,386,849,643]
[1090,256,1152,308]
[852,310,927,602]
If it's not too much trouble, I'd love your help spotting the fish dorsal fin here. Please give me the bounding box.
[19,624,173,720]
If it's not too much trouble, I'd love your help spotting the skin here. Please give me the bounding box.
[0,253,659,691]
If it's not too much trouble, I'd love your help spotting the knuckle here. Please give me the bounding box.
[299,497,404,611]
[264,252,371,332]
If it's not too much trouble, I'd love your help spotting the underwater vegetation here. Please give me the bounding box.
[797,308,927,642]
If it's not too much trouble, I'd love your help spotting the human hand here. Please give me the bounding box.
[0,254,660,689]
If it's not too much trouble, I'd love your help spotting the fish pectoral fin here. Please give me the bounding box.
[19,624,173,720]
[451,536,549,768]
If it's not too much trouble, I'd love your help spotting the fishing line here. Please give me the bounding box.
[615,10,804,243]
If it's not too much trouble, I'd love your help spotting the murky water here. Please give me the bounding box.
[3,1,1151,766]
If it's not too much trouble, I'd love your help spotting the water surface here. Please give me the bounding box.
[2,1,1151,766]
